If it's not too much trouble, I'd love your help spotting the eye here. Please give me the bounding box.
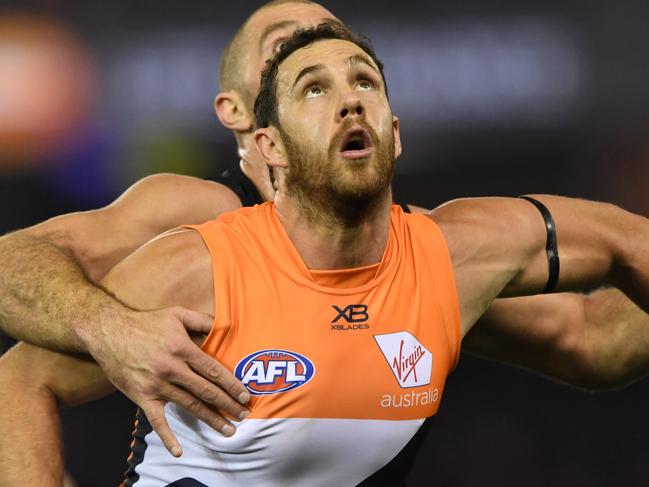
[357,79,375,91]
[305,85,324,98]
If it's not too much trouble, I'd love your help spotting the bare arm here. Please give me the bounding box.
[95,229,245,455]
[464,288,649,389]
[411,199,649,389]
[0,343,113,487]
[0,173,240,350]
[430,195,649,337]
[463,292,588,386]
[0,174,250,449]
[0,228,240,484]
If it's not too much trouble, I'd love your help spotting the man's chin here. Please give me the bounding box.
[331,175,390,206]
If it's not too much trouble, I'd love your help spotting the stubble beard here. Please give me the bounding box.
[281,122,395,227]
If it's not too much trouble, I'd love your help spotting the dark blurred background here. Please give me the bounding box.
[1,0,648,486]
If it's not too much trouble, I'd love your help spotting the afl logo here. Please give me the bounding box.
[234,350,316,396]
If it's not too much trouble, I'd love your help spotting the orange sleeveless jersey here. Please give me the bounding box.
[124,202,461,487]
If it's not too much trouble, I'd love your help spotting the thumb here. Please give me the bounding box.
[174,307,214,334]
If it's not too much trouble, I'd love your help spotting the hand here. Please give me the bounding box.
[83,306,250,457]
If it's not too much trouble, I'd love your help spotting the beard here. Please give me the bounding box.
[280,119,395,226]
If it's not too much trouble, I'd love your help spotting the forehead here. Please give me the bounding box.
[279,39,376,81]
[246,3,336,43]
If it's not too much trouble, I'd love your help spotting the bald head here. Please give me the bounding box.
[218,0,337,112]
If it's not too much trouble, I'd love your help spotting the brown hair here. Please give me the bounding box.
[254,21,387,129]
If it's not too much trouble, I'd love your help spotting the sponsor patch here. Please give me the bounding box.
[234,350,315,396]
[331,304,369,323]
[374,331,432,388]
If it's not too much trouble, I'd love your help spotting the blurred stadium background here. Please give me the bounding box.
[1,0,648,485]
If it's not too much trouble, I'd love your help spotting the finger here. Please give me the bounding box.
[186,350,251,406]
[142,401,183,457]
[164,386,237,437]
[172,365,249,420]
[175,307,214,335]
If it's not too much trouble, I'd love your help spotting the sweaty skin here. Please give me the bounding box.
[1,2,649,482]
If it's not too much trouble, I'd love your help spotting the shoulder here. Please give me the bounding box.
[142,227,211,262]
[117,173,242,218]
[102,229,213,312]
[428,198,496,227]
[99,173,244,244]
[427,197,537,257]
[134,229,212,286]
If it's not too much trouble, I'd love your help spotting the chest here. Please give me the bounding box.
[206,263,453,422]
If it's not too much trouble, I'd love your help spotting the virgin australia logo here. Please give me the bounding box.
[374,332,432,388]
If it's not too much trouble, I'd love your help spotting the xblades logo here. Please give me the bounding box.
[330,304,370,331]
[332,304,368,323]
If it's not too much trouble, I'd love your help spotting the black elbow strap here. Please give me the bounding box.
[519,196,560,293]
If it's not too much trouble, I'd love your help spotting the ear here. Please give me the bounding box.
[392,115,402,159]
[214,90,253,133]
[254,127,288,169]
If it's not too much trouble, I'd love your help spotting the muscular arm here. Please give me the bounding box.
[464,288,649,390]
[431,196,649,337]
[0,174,250,446]
[0,229,238,484]
[414,201,649,389]
[0,343,113,487]
[0,173,240,351]
[95,229,243,453]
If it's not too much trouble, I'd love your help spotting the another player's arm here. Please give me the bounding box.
[0,229,239,485]
[0,343,113,487]
[0,174,250,424]
[464,289,649,389]
[430,196,649,337]
[0,173,240,350]
[96,228,244,455]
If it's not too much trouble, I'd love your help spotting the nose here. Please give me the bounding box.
[338,93,364,120]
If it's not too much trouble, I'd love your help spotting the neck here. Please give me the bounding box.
[274,189,393,270]
[237,134,276,201]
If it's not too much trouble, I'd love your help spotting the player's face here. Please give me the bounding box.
[275,39,401,205]
[242,3,338,100]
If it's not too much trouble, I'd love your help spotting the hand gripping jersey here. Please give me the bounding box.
[123,202,460,487]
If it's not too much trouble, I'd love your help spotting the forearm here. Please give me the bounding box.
[0,343,115,485]
[465,288,649,391]
[612,210,649,314]
[583,288,649,389]
[535,196,649,310]
[0,351,65,486]
[0,232,132,353]
[463,293,591,388]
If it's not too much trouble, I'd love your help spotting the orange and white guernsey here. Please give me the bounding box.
[123,202,461,487]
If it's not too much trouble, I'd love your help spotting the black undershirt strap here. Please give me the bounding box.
[396,199,411,213]
[211,165,264,207]
[519,196,560,293]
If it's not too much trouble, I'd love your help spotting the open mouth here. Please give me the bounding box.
[339,128,373,159]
